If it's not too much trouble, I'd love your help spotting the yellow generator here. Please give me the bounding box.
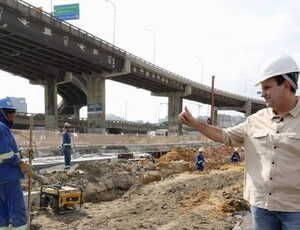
[40,183,82,214]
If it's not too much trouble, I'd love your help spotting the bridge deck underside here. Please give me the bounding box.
[185,90,265,114]
[0,1,266,119]
[0,29,92,114]
[111,73,183,92]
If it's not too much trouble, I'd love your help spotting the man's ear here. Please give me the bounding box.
[283,80,292,93]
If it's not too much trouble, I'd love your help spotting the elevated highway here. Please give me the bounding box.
[0,0,266,134]
[14,112,163,134]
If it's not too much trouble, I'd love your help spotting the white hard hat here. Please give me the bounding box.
[64,122,71,128]
[255,55,299,89]
[198,147,205,152]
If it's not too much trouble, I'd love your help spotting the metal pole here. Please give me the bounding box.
[27,115,33,230]
[124,101,127,121]
[159,102,168,120]
[153,104,159,123]
[145,28,156,64]
[198,104,202,118]
[105,0,116,45]
[210,76,215,125]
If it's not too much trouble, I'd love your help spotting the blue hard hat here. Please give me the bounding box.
[0,97,17,110]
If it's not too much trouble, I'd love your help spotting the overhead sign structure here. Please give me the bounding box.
[54,3,79,21]
[87,103,103,114]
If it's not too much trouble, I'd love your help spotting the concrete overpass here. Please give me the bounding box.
[0,0,265,134]
[14,112,164,134]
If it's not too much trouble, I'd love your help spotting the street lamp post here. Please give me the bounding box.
[159,102,168,121]
[119,97,127,120]
[194,56,204,84]
[105,0,116,46]
[197,104,202,119]
[189,102,202,119]
[145,28,156,64]
[153,104,160,123]
[124,101,127,121]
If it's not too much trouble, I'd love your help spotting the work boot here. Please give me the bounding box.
[64,166,70,171]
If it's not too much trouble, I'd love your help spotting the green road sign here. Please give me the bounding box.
[54,3,79,17]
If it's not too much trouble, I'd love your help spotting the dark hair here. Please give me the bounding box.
[274,73,297,93]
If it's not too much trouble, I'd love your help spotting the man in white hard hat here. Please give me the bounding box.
[230,148,240,163]
[195,147,205,171]
[178,55,300,229]
[62,122,72,170]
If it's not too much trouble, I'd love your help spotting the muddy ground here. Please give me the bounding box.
[24,146,249,230]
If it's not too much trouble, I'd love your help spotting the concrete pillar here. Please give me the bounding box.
[245,100,252,117]
[44,77,58,130]
[73,105,80,119]
[86,73,106,134]
[153,85,191,135]
[168,92,183,135]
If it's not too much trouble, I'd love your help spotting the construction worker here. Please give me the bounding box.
[195,147,205,171]
[230,148,240,163]
[0,97,32,230]
[62,122,72,170]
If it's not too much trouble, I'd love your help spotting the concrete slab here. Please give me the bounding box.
[233,213,252,230]
[30,153,118,170]
[23,191,40,209]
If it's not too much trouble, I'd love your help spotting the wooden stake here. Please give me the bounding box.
[27,115,33,230]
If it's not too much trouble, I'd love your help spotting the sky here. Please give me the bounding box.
[1,0,300,123]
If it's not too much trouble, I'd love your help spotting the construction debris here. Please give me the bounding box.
[27,145,248,230]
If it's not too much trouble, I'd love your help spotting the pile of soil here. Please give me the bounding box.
[25,145,249,230]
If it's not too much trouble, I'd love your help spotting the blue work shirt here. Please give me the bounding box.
[0,122,23,184]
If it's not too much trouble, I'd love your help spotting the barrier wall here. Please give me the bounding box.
[13,129,211,148]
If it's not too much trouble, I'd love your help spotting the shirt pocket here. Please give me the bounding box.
[252,132,269,155]
[286,133,300,153]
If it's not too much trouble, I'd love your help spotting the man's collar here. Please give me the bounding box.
[270,96,300,120]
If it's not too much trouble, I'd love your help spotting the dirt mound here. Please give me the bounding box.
[157,147,196,164]
[156,145,240,170]
[28,146,248,230]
